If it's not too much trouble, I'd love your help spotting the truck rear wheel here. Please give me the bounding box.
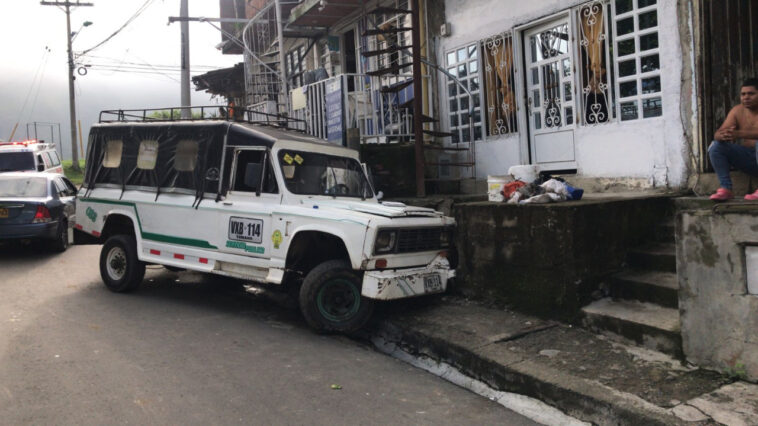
[299,260,374,333]
[99,235,145,293]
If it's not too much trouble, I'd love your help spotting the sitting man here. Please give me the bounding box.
[709,78,758,200]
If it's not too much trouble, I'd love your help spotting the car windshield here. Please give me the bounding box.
[0,177,48,198]
[0,152,35,172]
[278,150,372,198]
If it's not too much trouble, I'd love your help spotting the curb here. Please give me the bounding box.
[370,318,688,426]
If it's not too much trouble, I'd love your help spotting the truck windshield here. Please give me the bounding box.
[0,176,48,198]
[278,150,372,198]
[0,152,35,172]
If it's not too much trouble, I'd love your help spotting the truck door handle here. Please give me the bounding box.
[223,201,233,206]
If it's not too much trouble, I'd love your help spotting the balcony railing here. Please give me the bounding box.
[290,72,429,144]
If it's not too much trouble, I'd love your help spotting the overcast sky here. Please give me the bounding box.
[0,0,241,160]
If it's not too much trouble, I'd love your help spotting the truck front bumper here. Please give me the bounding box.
[361,255,454,300]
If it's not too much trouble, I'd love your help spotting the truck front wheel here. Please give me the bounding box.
[299,260,374,333]
[99,235,145,293]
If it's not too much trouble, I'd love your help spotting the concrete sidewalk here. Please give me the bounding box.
[366,296,758,426]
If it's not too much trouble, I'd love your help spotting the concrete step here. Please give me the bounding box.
[674,196,715,211]
[627,242,676,273]
[609,269,679,308]
[581,298,682,358]
[654,220,675,243]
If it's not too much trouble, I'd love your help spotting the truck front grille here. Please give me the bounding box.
[396,227,443,253]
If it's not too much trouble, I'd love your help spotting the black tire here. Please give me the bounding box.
[99,235,146,293]
[49,219,69,253]
[299,260,374,333]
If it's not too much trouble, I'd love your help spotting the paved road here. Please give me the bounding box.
[0,243,537,425]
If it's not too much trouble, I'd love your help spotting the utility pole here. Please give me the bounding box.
[41,1,93,172]
[180,0,191,118]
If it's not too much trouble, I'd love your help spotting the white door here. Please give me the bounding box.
[525,18,577,171]
[217,147,279,260]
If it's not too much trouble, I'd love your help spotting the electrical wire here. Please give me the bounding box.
[26,51,52,121]
[85,64,181,82]
[14,47,52,133]
[83,64,221,75]
[82,54,221,70]
[77,0,157,57]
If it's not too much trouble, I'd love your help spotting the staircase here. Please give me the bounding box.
[359,2,476,193]
[581,218,683,358]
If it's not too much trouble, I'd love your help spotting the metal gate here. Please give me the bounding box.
[698,0,758,171]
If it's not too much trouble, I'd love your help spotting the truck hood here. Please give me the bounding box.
[310,199,442,218]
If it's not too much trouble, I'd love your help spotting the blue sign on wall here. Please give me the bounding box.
[325,78,344,145]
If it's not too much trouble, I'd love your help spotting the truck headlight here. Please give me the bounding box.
[440,227,453,248]
[375,230,396,253]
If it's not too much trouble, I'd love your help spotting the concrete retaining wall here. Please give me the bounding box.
[678,209,758,382]
[452,196,671,321]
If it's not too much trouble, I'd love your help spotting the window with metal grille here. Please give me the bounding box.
[445,44,483,143]
[286,46,305,88]
[612,0,662,121]
[576,0,614,125]
[482,32,518,135]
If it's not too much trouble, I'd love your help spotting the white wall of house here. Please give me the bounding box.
[436,0,691,188]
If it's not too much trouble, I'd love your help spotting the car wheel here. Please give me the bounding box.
[99,235,145,293]
[49,219,69,252]
[299,260,374,333]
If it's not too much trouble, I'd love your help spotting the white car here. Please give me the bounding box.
[0,140,64,174]
[75,114,455,333]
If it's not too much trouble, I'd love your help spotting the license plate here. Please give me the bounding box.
[423,274,442,293]
[0,208,7,218]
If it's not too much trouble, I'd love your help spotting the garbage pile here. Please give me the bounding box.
[488,165,584,204]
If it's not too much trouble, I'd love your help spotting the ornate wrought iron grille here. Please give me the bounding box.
[482,32,518,135]
[577,0,613,125]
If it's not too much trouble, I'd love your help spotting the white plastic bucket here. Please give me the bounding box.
[487,175,512,202]
[508,165,540,183]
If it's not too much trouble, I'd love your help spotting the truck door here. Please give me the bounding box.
[217,147,280,259]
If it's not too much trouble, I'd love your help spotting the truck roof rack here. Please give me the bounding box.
[98,106,307,133]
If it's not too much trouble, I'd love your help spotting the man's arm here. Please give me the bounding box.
[715,106,739,141]
[732,128,758,139]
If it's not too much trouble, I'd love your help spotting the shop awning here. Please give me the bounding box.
[192,63,245,97]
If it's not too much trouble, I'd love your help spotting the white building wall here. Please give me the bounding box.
[437,0,691,188]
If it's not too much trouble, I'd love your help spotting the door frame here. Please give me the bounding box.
[515,10,579,171]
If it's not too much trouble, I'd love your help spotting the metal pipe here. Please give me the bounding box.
[275,0,289,115]
[180,0,191,119]
[411,0,425,197]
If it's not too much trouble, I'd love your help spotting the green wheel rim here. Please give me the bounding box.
[316,278,360,322]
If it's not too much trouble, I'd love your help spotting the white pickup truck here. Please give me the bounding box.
[75,114,455,333]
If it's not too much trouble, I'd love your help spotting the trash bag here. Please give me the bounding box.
[540,179,569,199]
[565,184,584,201]
[502,180,526,199]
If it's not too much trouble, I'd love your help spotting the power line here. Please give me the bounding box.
[77,0,157,57]
[14,47,52,128]
[84,63,220,73]
[27,51,53,120]
[81,56,221,70]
